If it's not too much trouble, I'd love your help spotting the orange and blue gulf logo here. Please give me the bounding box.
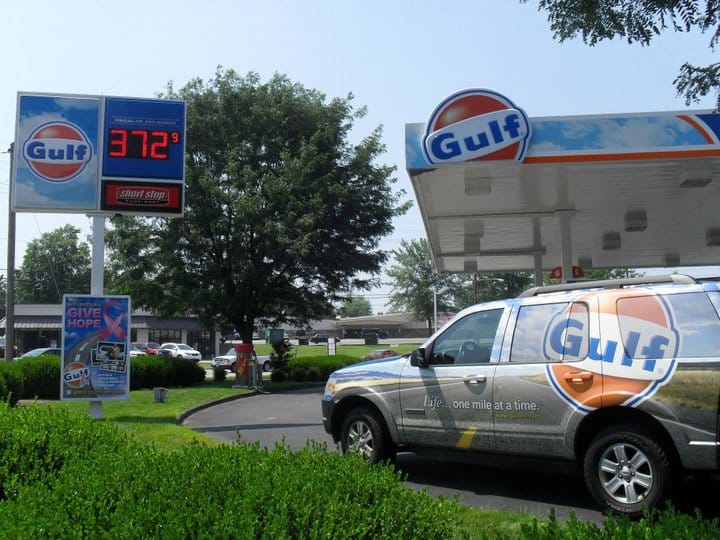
[422,88,531,165]
[544,292,679,413]
[63,361,91,389]
[22,121,92,182]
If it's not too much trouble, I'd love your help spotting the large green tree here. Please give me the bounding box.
[15,225,91,304]
[107,69,408,342]
[337,295,373,318]
[524,0,720,105]
[386,239,470,334]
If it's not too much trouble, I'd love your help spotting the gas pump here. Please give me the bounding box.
[233,343,252,387]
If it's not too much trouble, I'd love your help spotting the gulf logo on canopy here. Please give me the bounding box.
[544,290,679,413]
[422,89,531,165]
[22,121,92,182]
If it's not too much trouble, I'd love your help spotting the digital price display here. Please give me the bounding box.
[102,98,185,180]
[107,128,181,160]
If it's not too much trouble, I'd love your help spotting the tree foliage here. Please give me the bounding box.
[523,0,720,105]
[15,225,91,304]
[106,69,408,342]
[337,295,373,317]
[386,239,471,334]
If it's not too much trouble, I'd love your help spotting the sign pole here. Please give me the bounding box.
[89,215,105,419]
[4,144,16,363]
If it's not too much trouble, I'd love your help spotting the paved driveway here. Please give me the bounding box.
[183,386,336,450]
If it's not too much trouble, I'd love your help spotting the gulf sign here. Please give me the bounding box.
[544,290,679,413]
[422,89,531,165]
[22,122,92,182]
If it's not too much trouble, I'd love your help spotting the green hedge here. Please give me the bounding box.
[0,362,24,406]
[0,355,206,404]
[0,403,460,539]
[288,354,360,380]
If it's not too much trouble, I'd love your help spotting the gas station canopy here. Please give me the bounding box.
[405,89,720,283]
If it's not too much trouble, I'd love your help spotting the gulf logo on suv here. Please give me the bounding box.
[22,121,92,182]
[422,88,531,165]
[545,290,679,413]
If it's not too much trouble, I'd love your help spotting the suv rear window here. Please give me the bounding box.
[617,292,720,358]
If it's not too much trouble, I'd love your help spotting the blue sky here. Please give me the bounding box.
[1,1,717,311]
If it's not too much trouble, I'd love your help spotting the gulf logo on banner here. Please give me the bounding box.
[63,361,91,389]
[544,291,679,413]
[22,121,92,182]
[422,89,531,165]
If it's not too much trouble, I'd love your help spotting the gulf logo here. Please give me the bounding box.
[422,89,531,165]
[22,121,92,182]
[544,291,679,413]
[63,361,91,389]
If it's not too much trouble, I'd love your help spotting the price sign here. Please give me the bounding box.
[102,97,185,181]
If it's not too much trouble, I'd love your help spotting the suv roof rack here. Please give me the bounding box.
[519,274,697,297]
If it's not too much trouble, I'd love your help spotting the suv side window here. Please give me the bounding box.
[430,309,503,365]
[510,302,589,363]
[617,292,720,358]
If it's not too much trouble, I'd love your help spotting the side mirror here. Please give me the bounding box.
[410,347,428,368]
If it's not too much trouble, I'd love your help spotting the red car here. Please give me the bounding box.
[362,349,397,361]
[131,342,161,355]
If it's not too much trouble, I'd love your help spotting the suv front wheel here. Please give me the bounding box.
[340,407,393,464]
[583,425,673,516]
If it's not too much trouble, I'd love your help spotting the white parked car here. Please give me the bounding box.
[211,348,272,372]
[158,343,202,362]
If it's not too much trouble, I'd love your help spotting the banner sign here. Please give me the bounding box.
[13,92,185,216]
[61,295,131,401]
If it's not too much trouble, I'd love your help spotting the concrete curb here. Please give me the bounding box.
[177,389,259,423]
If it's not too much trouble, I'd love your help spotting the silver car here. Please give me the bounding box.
[158,343,202,362]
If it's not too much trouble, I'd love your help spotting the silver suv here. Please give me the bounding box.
[322,275,720,516]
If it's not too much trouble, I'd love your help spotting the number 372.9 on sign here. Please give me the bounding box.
[107,129,181,160]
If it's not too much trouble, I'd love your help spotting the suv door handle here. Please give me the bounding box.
[463,375,487,384]
[563,371,593,384]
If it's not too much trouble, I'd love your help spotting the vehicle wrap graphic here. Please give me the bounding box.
[545,290,680,413]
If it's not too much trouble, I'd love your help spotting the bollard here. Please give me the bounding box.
[153,387,167,402]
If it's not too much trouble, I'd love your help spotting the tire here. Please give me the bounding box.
[583,425,673,517]
[176,355,183,360]
[340,407,393,464]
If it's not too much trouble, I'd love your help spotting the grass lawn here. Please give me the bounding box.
[59,382,251,451]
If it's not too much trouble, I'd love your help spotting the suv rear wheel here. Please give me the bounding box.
[340,407,393,464]
[583,425,673,516]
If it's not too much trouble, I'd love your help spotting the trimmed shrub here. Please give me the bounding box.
[130,355,174,390]
[213,366,227,382]
[290,366,306,382]
[15,355,60,400]
[0,408,461,539]
[0,402,132,502]
[0,362,24,406]
[306,366,322,382]
[270,369,287,383]
[167,357,205,386]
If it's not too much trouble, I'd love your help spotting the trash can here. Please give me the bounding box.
[265,328,284,345]
[153,387,167,402]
